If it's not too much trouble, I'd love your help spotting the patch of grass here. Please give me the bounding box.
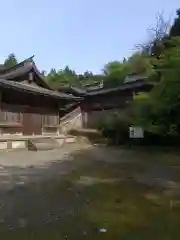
[0,148,180,239]
[79,181,180,239]
[131,146,180,167]
[46,160,180,239]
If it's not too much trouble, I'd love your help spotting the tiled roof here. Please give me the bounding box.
[0,79,81,100]
[86,79,154,96]
[0,57,51,89]
[57,86,87,96]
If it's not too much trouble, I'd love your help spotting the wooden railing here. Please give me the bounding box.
[43,114,59,126]
[0,103,60,128]
[0,110,22,123]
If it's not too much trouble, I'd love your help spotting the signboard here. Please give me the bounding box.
[129,126,144,139]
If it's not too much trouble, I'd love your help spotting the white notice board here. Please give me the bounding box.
[129,126,144,139]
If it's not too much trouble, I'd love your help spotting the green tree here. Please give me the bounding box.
[4,53,18,67]
[102,54,154,88]
[46,65,105,89]
[133,37,180,135]
[46,66,78,88]
[128,52,153,76]
[102,61,129,87]
[169,9,180,37]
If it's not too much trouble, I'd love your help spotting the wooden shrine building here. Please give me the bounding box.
[0,56,80,135]
[58,74,154,128]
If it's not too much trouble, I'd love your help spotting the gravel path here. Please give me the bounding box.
[0,143,91,188]
[0,144,179,232]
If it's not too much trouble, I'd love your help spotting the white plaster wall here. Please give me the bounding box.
[12,141,26,149]
[65,137,76,143]
[0,142,7,150]
[56,138,65,146]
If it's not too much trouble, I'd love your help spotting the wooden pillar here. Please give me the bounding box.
[0,91,2,102]
[28,72,33,83]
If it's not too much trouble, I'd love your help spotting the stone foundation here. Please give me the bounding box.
[0,134,77,151]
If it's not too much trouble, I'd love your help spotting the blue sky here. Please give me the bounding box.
[0,1,179,73]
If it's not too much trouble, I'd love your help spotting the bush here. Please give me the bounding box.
[98,111,180,146]
[140,131,180,146]
[98,112,130,145]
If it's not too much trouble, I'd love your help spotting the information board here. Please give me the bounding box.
[129,126,144,139]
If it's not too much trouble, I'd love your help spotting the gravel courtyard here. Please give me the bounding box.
[0,143,180,239]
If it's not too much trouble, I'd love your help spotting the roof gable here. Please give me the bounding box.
[0,56,51,90]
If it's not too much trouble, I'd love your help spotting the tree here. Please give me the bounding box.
[101,53,153,88]
[46,66,76,88]
[83,71,93,78]
[169,9,180,37]
[128,52,153,76]
[102,61,129,87]
[133,37,180,135]
[4,53,18,67]
[136,12,170,59]
[46,65,105,89]
[41,70,46,76]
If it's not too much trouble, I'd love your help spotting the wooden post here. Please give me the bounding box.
[28,72,33,83]
[7,141,12,149]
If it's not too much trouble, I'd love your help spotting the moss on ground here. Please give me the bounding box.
[0,148,180,239]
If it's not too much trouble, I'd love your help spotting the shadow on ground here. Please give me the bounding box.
[0,145,180,239]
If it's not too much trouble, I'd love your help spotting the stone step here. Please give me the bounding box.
[27,136,77,151]
[27,138,61,151]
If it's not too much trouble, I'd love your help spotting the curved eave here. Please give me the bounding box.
[31,62,52,89]
[0,78,82,101]
[57,86,87,97]
[86,81,154,97]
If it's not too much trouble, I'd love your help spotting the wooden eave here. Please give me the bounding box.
[0,78,82,101]
[57,86,87,97]
[85,79,154,97]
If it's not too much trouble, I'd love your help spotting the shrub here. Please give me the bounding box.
[98,112,130,144]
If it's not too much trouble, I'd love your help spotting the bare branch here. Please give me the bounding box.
[135,12,171,55]
[147,12,170,40]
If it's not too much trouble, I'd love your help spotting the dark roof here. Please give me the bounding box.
[58,86,86,96]
[83,81,102,87]
[86,79,154,96]
[86,85,103,92]
[0,56,34,74]
[0,64,6,72]
[124,74,148,83]
[59,102,80,112]
[58,78,153,97]
[58,83,103,95]
[0,56,51,90]
[0,79,81,101]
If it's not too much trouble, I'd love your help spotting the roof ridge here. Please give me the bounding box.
[0,55,34,73]
[0,56,52,90]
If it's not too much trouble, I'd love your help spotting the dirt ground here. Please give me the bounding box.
[0,143,180,239]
